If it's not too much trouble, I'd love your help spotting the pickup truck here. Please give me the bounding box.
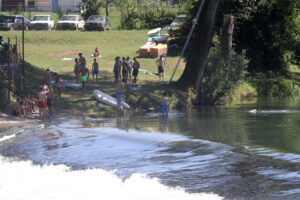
[29,15,55,30]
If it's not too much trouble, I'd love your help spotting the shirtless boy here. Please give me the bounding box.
[80,65,89,92]
[92,58,99,81]
[74,58,81,83]
[156,55,166,82]
[43,68,51,86]
[79,53,86,68]
[38,87,47,119]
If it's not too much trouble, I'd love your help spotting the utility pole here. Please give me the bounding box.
[22,17,25,75]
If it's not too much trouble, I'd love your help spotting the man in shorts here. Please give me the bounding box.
[156,55,166,82]
[79,53,86,69]
[115,79,125,111]
[80,65,89,92]
[43,68,51,86]
[92,58,99,81]
[74,58,81,83]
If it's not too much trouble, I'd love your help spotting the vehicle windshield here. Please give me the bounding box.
[33,16,49,21]
[173,16,187,23]
[61,16,77,21]
[88,16,105,21]
[3,16,16,23]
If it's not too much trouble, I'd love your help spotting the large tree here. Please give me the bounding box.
[177,0,220,88]
[81,0,104,20]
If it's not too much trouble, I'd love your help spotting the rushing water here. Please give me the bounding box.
[0,98,300,200]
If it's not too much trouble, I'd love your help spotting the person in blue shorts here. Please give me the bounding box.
[92,58,99,81]
[161,92,169,116]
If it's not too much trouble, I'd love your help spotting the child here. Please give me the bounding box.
[161,92,169,116]
[92,58,99,81]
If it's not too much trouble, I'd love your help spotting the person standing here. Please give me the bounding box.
[156,55,166,82]
[115,80,125,111]
[78,53,86,69]
[74,58,81,83]
[121,57,128,84]
[55,75,64,104]
[92,58,99,81]
[113,56,121,83]
[43,68,51,86]
[126,57,132,80]
[132,57,140,85]
[38,87,47,120]
[80,65,89,92]
[161,92,169,117]
[47,85,54,116]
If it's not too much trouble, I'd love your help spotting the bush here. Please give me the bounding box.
[199,47,248,105]
[119,0,139,30]
[256,79,294,97]
[138,3,182,29]
[57,6,64,20]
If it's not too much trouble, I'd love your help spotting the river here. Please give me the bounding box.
[0,98,299,200]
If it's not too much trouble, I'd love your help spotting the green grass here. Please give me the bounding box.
[0,28,186,115]
[0,30,185,81]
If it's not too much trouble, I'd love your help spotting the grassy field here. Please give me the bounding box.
[0,29,187,115]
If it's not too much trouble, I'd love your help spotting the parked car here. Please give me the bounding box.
[29,15,54,30]
[0,15,28,31]
[57,15,85,30]
[13,16,31,30]
[84,15,110,31]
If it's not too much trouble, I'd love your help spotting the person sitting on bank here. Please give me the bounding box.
[92,58,99,81]
[80,65,89,92]
[161,92,169,116]
[12,98,22,117]
[93,47,101,58]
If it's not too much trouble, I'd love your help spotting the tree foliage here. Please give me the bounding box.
[81,0,104,20]
[118,0,139,30]
[218,0,300,74]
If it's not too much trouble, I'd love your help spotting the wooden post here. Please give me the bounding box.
[219,14,236,60]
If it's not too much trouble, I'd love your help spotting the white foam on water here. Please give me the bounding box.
[248,109,299,114]
[0,156,222,200]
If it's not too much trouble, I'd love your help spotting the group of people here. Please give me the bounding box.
[113,56,140,85]
[12,96,37,118]
[37,69,64,119]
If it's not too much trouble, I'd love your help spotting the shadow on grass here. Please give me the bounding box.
[23,61,188,115]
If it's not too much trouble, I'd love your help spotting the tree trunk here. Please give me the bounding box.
[219,14,236,59]
[105,0,109,16]
[177,0,220,89]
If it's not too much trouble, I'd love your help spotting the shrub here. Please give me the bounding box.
[199,47,248,105]
[138,2,182,29]
[119,0,139,30]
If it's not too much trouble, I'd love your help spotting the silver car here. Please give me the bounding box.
[57,15,85,30]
